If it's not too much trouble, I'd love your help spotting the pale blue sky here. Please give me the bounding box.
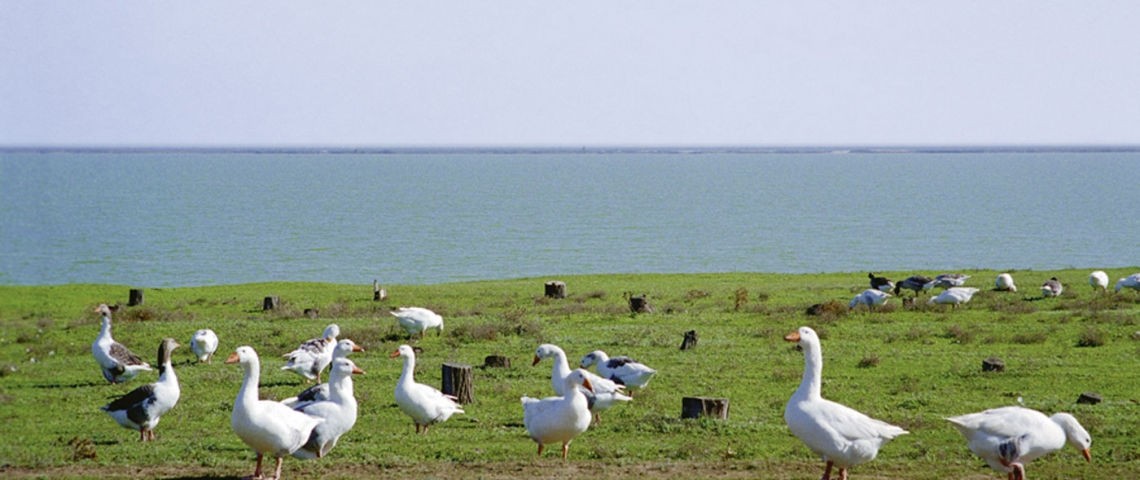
[2,1,1138,147]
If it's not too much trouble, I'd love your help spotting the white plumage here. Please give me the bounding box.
[522,368,594,460]
[784,326,908,480]
[281,339,364,409]
[190,329,219,363]
[1040,277,1063,298]
[1089,271,1109,293]
[228,346,324,480]
[391,344,464,434]
[534,344,630,424]
[579,349,657,391]
[995,273,1017,292]
[101,338,180,441]
[848,289,891,310]
[929,287,981,307]
[91,304,152,383]
[292,358,363,460]
[1114,273,1140,293]
[281,324,340,382]
[389,307,444,338]
[946,406,1091,480]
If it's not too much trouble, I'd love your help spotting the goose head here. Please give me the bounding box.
[389,344,416,359]
[784,326,819,348]
[566,368,594,393]
[335,339,364,356]
[579,350,608,369]
[225,345,259,366]
[157,338,180,365]
[532,343,564,366]
[331,358,365,376]
[322,324,341,341]
[1051,413,1092,462]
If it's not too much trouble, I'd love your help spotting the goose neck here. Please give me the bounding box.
[796,343,823,400]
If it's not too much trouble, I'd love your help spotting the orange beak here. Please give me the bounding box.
[784,331,801,342]
[352,366,365,375]
[389,350,401,358]
[225,352,240,364]
[1082,448,1091,462]
[353,345,365,353]
[531,355,542,366]
[581,377,594,393]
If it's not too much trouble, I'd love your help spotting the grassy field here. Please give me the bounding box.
[1,269,1138,479]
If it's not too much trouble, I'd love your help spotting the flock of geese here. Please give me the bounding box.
[88,271,1140,480]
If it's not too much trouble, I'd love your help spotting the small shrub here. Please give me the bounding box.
[684,289,710,301]
[733,288,748,311]
[857,354,881,368]
[1077,328,1106,347]
[1011,331,1049,345]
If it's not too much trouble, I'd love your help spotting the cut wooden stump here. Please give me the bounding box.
[482,355,511,369]
[982,356,1005,372]
[303,308,319,319]
[629,295,653,313]
[544,280,566,299]
[1077,392,1103,405]
[441,362,474,404]
[373,280,387,301]
[680,330,699,350]
[263,296,280,311]
[681,396,729,419]
[128,289,144,307]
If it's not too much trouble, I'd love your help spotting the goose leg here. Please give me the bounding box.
[245,452,264,480]
[837,468,848,480]
[820,460,833,480]
[536,443,544,456]
[271,456,284,480]
[138,427,146,442]
[561,441,570,460]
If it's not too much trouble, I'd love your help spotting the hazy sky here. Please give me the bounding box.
[2,2,1138,147]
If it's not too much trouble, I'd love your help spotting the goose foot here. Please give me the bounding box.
[820,460,833,480]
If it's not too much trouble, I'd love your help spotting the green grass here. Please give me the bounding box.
[1,269,1139,479]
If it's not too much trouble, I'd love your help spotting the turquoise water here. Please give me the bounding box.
[1,151,1136,286]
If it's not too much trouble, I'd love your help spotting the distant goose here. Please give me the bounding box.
[849,289,891,310]
[389,307,444,339]
[291,358,364,460]
[281,339,365,409]
[92,304,152,383]
[579,349,657,391]
[1089,271,1109,293]
[924,273,971,290]
[929,287,981,307]
[190,329,219,363]
[534,344,630,424]
[1041,277,1063,298]
[100,338,181,441]
[1115,273,1140,293]
[228,346,324,480]
[946,406,1091,480]
[281,324,340,383]
[893,275,933,296]
[995,273,1018,292]
[522,369,594,460]
[868,273,894,293]
[391,344,464,434]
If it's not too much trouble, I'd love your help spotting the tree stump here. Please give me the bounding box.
[482,355,511,368]
[680,330,699,350]
[1077,392,1103,405]
[441,363,474,404]
[373,280,387,301]
[681,396,729,419]
[982,356,1005,372]
[629,295,652,313]
[544,281,566,299]
[128,289,144,307]
[263,296,280,311]
[303,308,319,319]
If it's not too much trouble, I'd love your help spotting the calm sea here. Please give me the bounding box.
[0,150,1136,287]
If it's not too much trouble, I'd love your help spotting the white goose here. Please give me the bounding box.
[522,368,594,460]
[1040,277,1063,298]
[995,273,1018,292]
[100,338,180,441]
[1114,273,1140,293]
[292,358,364,460]
[946,406,1091,480]
[848,289,891,310]
[391,344,464,434]
[929,287,981,307]
[91,304,152,383]
[1089,271,1109,293]
[281,339,364,409]
[228,346,323,480]
[190,328,219,363]
[784,326,908,480]
[534,344,630,424]
[389,307,444,339]
[281,324,340,383]
[579,349,657,391]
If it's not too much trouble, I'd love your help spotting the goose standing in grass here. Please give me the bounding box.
[946,406,1091,480]
[390,307,444,339]
[1089,271,1109,293]
[100,338,180,441]
[1041,277,1063,298]
[784,326,908,480]
[848,289,891,310]
[391,344,464,434]
[190,329,219,363]
[579,349,657,391]
[281,339,364,409]
[292,358,364,460]
[924,273,971,290]
[535,344,630,424]
[522,369,594,460]
[92,304,151,383]
[995,273,1017,292]
[228,346,323,480]
[893,275,932,296]
[1114,273,1140,293]
[929,287,981,307]
[867,273,894,293]
[281,324,340,383]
